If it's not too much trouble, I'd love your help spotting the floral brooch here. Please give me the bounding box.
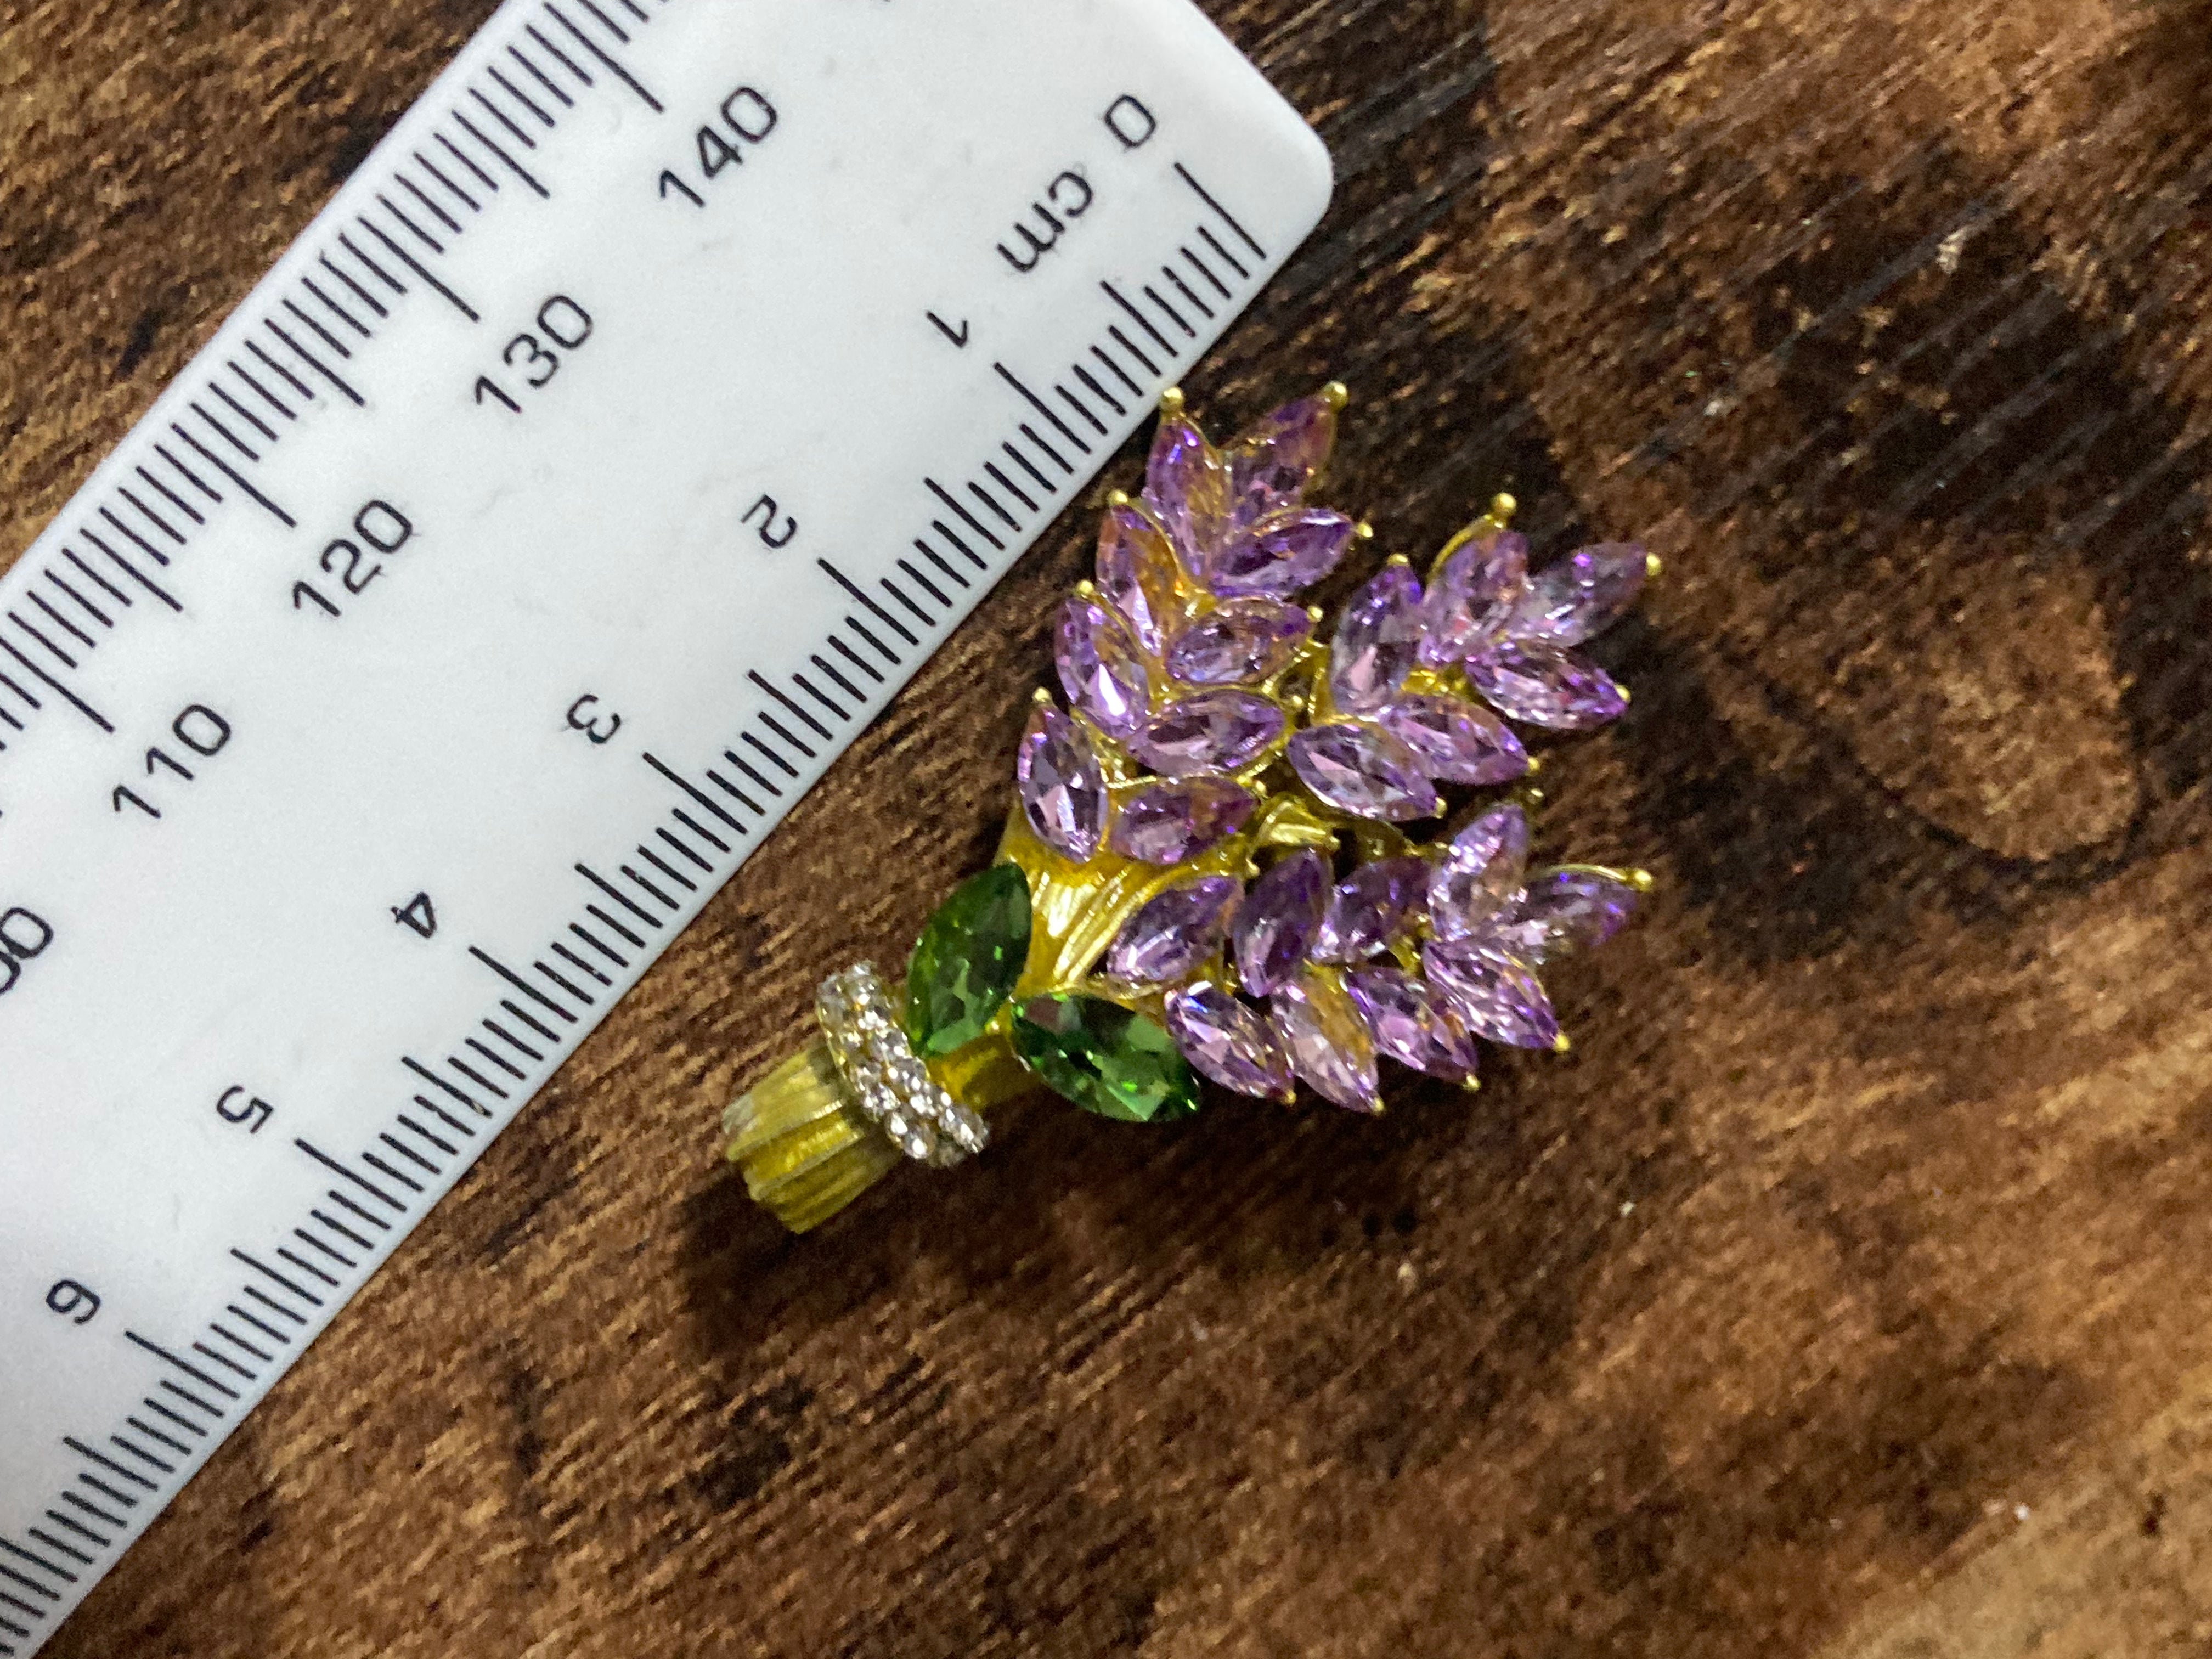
[724,386,1655,1232]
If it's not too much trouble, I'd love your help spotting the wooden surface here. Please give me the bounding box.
[8,0,2212,1652]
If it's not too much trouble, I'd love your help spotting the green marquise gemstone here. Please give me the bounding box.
[1011,994,1201,1124]
[904,862,1032,1057]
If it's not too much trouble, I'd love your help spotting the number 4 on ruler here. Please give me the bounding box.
[391,894,437,939]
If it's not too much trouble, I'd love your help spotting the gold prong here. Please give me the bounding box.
[1275,1089,1297,1106]
[1628,868,1656,893]
[1355,522,1375,541]
[1106,488,1131,508]
[1553,1032,1572,1054]
[1031,686,1053,706]
[1321,381,1350,411]
[1525,755,1544,776]
[1386,552,1411,567]
[1645,552,1663,580]
[1074,578,1097,599]
[1618,686,1633,706]
[1460,1076,1481,1094]
[1491,492,1519,522]
[1523,786,1546,808]
[1159,386,1186,418]
[1306,604,1325,622]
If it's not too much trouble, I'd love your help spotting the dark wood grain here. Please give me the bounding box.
[7,0,2212,1653]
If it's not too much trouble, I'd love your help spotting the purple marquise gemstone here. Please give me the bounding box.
[1285,723,1442,821]
[1056,597,1151,738]
[1329,563,1424,714]
[1165,599,1312,686]
[1419,529,1527,667]
[1374,694,1530,785]
[1164,980,1293,1101]
[1312,855,1427,964]
[1429,804,1529,941]
[1109,777,1256,865]
[1466,642,1629,731]
[1346,964,1479,1081]
[1105,875,1242,984]
[1201,508,1358,599]
[1095,501,1186,654]
[1423,939,1560,1050]
[1234,849,1327,997]
[1128,690,1285,777]
[1510,543,1649,647]
[1017,701,1108,862]
[1511,868,1639,958]
[1225,394,1338,529]
[1271,967,1381,1113]
[1145,414,1230,563]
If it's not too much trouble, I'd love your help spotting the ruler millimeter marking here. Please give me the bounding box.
[0,0,1329,1645]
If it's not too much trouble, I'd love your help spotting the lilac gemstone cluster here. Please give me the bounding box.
[1015,387,1651,1114]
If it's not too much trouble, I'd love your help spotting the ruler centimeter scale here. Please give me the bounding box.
[0,1,1329,1646]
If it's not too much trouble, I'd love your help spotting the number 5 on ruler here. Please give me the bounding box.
[215,1088,274,1135]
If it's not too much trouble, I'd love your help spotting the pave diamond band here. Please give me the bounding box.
[816,963,990,1168]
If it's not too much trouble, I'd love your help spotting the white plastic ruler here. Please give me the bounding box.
[0,1,1329,1645]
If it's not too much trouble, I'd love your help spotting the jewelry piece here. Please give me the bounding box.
[724,384,1656,1232]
